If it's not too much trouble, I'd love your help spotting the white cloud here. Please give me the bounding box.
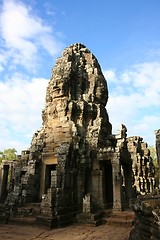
[130,115,160,146]
[0,75,48,153]
[103,69,118,83]
[0,0,64,71]
[105,61,160,146]
[126,62,160,90]
[0,0,65,153]
[44,2,56,16]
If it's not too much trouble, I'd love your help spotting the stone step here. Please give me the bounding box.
[110,211,135,220]
[56,211,77,227]
[77,211,107,227]
[8,203,41,226]
[36,211,77,229]
[85,218,107,227]
[105,211,135,227]
[106,217,134,227]
[9,216,36,226]
[36,215,57,229]
[101,209,113,218]
[16,203,41,217]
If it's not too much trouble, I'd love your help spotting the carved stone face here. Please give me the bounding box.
[47,44,108,105]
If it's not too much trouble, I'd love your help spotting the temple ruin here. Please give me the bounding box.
[155,129,160,188]
[0,43,157,228]
[129,131,160,240]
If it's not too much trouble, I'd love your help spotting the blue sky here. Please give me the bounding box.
[0,0,160,153]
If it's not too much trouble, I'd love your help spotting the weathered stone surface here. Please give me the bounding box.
[0,43,157,229]
[0,223,132,240]
[42,43,111,153]
[127,136,156,196]
[129,195,160,240]
[15,43,114,226]
[155,129,160,188]
[155,130,160,163]
[130,132,160,240]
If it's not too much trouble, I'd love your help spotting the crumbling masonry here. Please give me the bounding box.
[0,43,156,227]
[129,131,160,240]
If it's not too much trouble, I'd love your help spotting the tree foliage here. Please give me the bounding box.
[0,148,18,163]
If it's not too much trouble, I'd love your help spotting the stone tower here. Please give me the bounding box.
[30,43,114,213]
[22,43,115,226]
[0,43,156,228]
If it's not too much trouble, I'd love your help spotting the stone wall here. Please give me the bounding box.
[130,131,160,240]
[155,129,160,188]
[127,136,156,196]
[155,130,160,164]
[129,195,160,240]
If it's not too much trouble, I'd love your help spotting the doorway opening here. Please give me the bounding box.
[101,161,113,208]
[45,164,56,193]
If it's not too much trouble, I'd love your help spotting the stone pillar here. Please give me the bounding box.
[92,169,104,209]
[111,159,122,211]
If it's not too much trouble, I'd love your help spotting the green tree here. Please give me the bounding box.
[0,148,18,163]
